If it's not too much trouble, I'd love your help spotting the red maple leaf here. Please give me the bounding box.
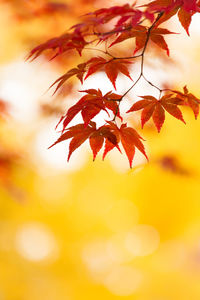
[58,89,122,131]
[90,124,121,160]
[49,121,120,161]
[49,120,147,168]
[178,0,198,35]
[173,86,200,119]
[49,63,87,95]
[49,122,96,161]
[145,0,180,13]
[103,122,148,168]
[109,25,174,56]
[85,4,142,26]
[48,57,132,93]
[27,32,87,61]
[119,124,148,168]
[145,0,199,35]
[85,57,133,89]
[127,94,186,132]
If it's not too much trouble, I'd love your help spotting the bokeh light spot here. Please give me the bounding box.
[125,225,160,257]
[15,223,58,262]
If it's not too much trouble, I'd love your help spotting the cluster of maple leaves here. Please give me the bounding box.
[28,0,200,168]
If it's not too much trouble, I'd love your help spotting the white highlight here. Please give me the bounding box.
[15,223,58,262]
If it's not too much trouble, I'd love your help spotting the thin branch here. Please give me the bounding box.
[120,12,164,100]
[83,47,114,57]
[83,47,143,60]
[122,74,142,98]
[142,74,162,92]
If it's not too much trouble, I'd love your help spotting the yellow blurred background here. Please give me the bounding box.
[1,1,200,299]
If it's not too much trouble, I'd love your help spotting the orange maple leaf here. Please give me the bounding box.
[58,89,122,131]
[85,57,133,89]
[127,94,186,132]
[173,86,200,119]
[109,25,175,56]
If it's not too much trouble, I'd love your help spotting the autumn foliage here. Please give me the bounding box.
[28,0,200,168]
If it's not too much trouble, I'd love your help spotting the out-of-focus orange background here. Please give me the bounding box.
[1,1,200,299]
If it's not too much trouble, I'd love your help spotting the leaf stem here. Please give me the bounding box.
[112,12,165,121]
[120,12,165,100]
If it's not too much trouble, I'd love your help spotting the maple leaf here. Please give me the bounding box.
[49,63,86,95]
[127,94,186,132]
[173,86,200,119]
[58,89,122,131]
[85,57,133,89]
[102,91,123,120]
[139,0,179,30]
[177,0,198,35]
[61,89,107,129]
[27,32,87,61]
[145,0,199,35]
[89,131,104,161]
[109,25,146,48]
[49,119,147,168]
[119,124,148,168]
[49,122,96,161]
[47,57,132,93]
[145,0,179,14]
[102,122,148,168]
[49,121,120,161]
[90,125,121,160]
[116,9,142,28]
[109,25,175,56]
[85,4,142,27]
